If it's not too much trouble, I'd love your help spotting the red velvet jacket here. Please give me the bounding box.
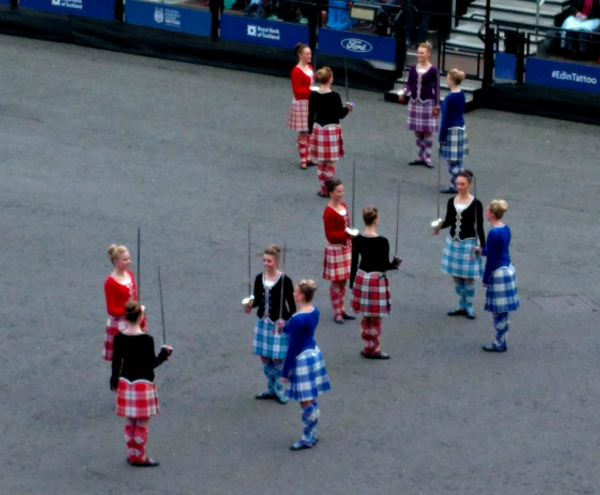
[323,204,352,246]
[104,270,138,316]
[291,65,314,101]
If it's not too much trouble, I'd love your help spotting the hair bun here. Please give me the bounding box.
[108,244,117,257]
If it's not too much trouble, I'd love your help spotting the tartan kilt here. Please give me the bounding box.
[310,124,345,162]
[116,378,160,419]
[103,316,127,361]
[252,317,289,360]
[407,98,439,133]
[351,270,391,317]
[440,127,469,161]
[286,347,331,402]
[323,243,351,281]
[485,265,520,313]
[287,99,309,132]
[441,237,482,279]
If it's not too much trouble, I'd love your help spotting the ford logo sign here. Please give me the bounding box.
[341,38,373,53]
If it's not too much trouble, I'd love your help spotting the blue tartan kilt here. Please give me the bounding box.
[286,347,331,402]
[485,265,520,313]
[440,127,468,161]
[252,317,289,360]
[441,237,482,278]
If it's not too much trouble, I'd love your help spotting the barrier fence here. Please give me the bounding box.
[6,0,600,98]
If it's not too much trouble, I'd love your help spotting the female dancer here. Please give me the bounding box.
[350,206,400,360]
[476,200,520,352]
[111,301,172,467]
[245,245,296,404]
[308,66,353,197]
[103,244,142,362]
[434,171,485,319]
[287,43,314,170]
[439,69,468,194]
[405,41,440,169]
[281,279,331,450]
[322,179,355,324]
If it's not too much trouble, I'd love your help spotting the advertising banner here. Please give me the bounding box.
[220,14,309,49]
[126,1,211,37]
[19,0,115,20]
[526,57,600,94]
[318,28,395,63]
[495,52,516,81]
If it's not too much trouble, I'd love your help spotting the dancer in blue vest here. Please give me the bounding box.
[439,69,469,194]
[476,199,520,352]
[281,279,331,450]
[245,244,296,403]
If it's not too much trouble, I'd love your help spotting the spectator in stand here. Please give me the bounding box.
[560,0,600,54]
[405,0,432,47]
[244,0,268,18]
[328,0,355,31]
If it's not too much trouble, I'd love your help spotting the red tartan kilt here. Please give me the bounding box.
[287,99,309,132]
[351,270,391,317]
[311,124,345,162]
[116,378,160,419]
[102,317,126,361]
[323,244,351,281]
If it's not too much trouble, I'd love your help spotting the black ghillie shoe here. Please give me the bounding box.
[255,391,276,400]
[482,343,507,353]
[290,438,319,451]
[128,458,160,467]
[447,309,468,317]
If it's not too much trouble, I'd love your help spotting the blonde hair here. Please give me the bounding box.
[298,279,317,302]
[488,199,509,219]
[263,244,281,264]
[362,206,379,226]
[108,244,128,264]
[316,66,333,84]
[418,41,432,54]
[448,68,466,85]
[124,300,143,323]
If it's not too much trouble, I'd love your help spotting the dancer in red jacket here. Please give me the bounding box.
[322,179,356,324]
[103,244,142,361]
[287,43,314,170]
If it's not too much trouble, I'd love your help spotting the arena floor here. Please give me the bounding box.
[1,34,599,495]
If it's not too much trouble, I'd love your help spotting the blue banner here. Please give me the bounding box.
[220,15,309,49]
[0,0,9,4]
[526,57,600,94]
[126,1,211,36]
[495,52,516,81]
[318,29,395,63]
[19,0,115,20]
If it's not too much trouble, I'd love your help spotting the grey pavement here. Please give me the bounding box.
[1,34,599,495]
